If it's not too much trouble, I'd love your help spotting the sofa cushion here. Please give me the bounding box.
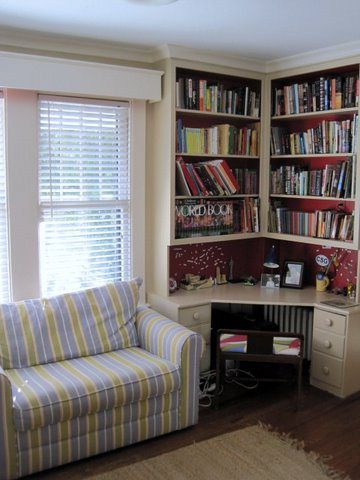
[0,278,142,369]
[7,347,180,431]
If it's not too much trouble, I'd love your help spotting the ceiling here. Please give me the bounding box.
[0,0,360,62]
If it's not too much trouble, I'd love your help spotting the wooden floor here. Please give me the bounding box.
[31,383,360,480]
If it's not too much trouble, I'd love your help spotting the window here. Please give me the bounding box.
[0,93,10,301]
[39,96,131,297]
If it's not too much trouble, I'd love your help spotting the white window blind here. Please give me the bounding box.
[39,95,131,297]
[0,93,10,302]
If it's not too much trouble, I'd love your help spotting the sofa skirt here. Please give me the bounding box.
[16,391,179,477]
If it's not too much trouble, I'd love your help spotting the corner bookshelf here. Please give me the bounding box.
[174,67,263,244]
[147,59,264,296]
[265,64,360,251]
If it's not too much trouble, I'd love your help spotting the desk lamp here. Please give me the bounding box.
[262,245,280,288]
[263,244,279,269]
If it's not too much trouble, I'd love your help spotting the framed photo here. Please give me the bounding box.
[260,273,280,288]
[282,261,304,289]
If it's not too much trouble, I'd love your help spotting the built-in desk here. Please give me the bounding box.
[148,284,360,399]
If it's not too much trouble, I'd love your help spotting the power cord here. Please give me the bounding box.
[199,370,220,407]
[199,367,259,408]
[224,368,258,390]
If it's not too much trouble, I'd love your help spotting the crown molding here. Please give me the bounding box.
[153,44,266,73]
[1,27,360,75]
[266,39,360,73]
[0,27,155,64]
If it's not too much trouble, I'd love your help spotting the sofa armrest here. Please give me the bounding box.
[136,305,204,428]
[0,366,17,480]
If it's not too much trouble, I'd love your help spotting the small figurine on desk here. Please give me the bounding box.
[347,282,356,303]
[180,273,214,291]
[215,266,227,285]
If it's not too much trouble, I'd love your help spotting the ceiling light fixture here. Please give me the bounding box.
[125,0,178,5]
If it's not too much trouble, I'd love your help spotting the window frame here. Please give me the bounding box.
[4,89,146,301]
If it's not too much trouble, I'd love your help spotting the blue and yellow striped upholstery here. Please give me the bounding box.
[0,366,17,480]
[0,278,141,369]
[8,347,180,431]
[16,392,179,478]
[136,306,204,429]
[0,283,203,480]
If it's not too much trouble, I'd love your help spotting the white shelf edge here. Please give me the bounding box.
[269,194,355,201]
[175,194,259,199]
[176,152,259,159]
[271,107,358,121]
[171,232,261,245]
[271,154,355,159]
[264,232,358,250]
[176,108,260,121]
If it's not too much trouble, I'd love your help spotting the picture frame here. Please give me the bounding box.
[282,261,304,289]
[260,273,281,288]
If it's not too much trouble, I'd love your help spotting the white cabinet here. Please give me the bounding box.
[311,306,360,398]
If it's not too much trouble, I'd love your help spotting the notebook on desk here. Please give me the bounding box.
[320,300,359,308]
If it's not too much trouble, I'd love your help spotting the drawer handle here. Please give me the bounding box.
[325,318,333,327]
[322,366,330,375]
[323,340,332,349]
[193,312,200,320]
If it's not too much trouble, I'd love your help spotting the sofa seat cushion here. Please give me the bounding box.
[7,347,180,431]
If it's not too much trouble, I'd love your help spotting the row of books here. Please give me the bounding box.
[234,168,258,195]
[175,198,260,239]
[272,73,359,116]
[176,119,259,156]
[270,116,358,155]
[270,159,355,198]
[176,76,261,117]
[176,156,240,196]
[268,205,354,241]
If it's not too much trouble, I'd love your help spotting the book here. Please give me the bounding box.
[175,199,235,238]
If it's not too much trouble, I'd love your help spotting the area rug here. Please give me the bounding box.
[91,424,348,480]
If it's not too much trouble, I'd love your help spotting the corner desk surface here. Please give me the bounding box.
[161,283,358,314]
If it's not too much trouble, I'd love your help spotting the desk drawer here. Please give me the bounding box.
[179,305,211,328]
[312,329,345,359]
[314,309,346,336]
[311,351,344,388]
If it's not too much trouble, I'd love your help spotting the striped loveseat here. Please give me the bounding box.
[0,278,203,479]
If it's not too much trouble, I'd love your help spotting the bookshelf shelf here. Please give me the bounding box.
[176,108,260,122]
[271,154,355,159]
[269,194,355,201]
[265,232,357,250]
[172,231,261,246]
[271,107,358,121]
[176,194,259,200]
[176,153,259,159]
